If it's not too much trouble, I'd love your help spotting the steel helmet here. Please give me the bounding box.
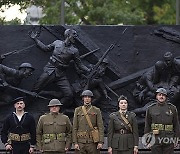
[48,99,63,107]
[164,52,173,60]
[81,90,93,97]
[155,61,165,70]
[19,63,35,71]
[64,29,78,38]
[156,88,167,95]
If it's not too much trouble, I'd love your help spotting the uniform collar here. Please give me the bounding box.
[156,100,167,106]
[119,110,127,114]
[50,112,60,117]
[83,104,92,109]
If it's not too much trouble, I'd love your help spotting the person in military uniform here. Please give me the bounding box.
[29,29,89,107]
[72,90,104,154]
[108,95,139,154]
[36,99,72,154]
[1,97,36,154]
[144,88,180,154]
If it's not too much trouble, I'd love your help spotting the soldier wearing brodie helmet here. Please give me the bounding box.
[29,28,89,107]
[144,87,180,154]
[36,99,72,154]
[72,90,104,154]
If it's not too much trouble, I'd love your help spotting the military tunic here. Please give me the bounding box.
[36,112,72,154]
[72,105,104,154]
[1,112,36,154]
[108,111,139,154]
[144,101,180,154]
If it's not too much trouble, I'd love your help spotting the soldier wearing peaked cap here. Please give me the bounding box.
[36,99,72,154]
[144,88,180,154]
[108,95,139,154]
[1,97,36,154]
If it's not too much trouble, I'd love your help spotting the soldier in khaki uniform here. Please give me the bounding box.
[108,95,139,154]
[73,90,104,154]
[144,88,180,154]
[36,99,72,154]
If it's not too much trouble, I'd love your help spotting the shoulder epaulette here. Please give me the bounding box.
[92,106,99,110]
[75,106,82,110]
[147,103,156,108]
[167,102,177,108]
[109,112,118,117]
[129,111,136,117]
[62,114,68,118]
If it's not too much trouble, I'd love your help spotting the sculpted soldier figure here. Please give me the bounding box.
[30,29,89,107]
[0,63,34,87]
[144,88,180,154]
[133,61,166,104]
[36,99,72,154]
[1,97,36,154]
[72,90,104,154]
[85,58,111,103]
[74,58,111,105]
[0,63,35,104]
[108,95,139,154]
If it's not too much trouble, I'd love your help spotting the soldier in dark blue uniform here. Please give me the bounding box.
[108,95,139,154]
[144,88,180,154]
[1,97,36,154]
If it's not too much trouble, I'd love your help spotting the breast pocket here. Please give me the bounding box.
[165,111,173,123]
[57,122,66,132]
[113,119,122,130]
[88,112,97,126]
[76,113,85,126]
[43,122,54,132]
[151,112,160,123]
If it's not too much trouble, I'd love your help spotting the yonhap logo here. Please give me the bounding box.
[142,133,155,148]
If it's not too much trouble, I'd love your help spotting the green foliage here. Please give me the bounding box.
[137,0,176,24]
[0,0,177,25]
[5,17,21,25]
[0,17,21,25]
[153,2,176,24]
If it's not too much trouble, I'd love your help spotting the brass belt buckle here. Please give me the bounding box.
[120,129,125,134]
[153,129,159,135]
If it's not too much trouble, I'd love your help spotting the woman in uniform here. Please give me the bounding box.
[108,95,139,154]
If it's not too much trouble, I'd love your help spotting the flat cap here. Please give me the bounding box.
[12,97,24,104]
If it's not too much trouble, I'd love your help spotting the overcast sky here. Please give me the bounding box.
[0,5,26,22]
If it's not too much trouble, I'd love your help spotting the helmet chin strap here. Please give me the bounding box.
[84,101,91,105]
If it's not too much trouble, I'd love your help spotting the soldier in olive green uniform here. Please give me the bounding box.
[36,99,72,154]
[144,88,180,154]
[108,95,139,154]
[73,90,104,154]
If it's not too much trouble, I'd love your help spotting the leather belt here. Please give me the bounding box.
[114,129,131,134]
[49,57,68,69]
[8,133,31,142]
[77,131,92,139]
[43,133,65,140]
[151,123,173,131]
